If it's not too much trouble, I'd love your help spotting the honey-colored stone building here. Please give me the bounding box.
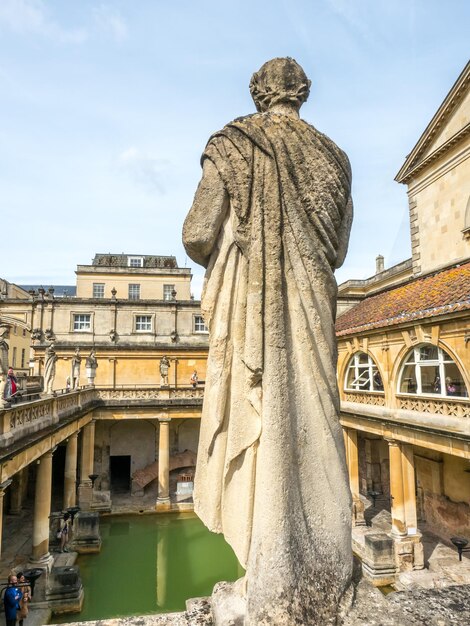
[337,61,470,583]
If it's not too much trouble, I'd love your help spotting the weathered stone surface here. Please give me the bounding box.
[183,57,354,624]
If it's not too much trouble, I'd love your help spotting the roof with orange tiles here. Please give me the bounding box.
[336,261,470,337]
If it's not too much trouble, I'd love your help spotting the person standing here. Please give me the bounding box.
[15,573,30,626]
[3,574,22,626]
[4,368,18,403]
[58,512,71,553]
[190,370,198,388]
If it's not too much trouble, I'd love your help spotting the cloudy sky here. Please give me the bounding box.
[0,0,469,296]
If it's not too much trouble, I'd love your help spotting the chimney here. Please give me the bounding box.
[376,255,384,274]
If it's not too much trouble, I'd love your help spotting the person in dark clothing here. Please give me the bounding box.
[3,574,22,626]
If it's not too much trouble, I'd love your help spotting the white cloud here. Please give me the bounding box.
[119,147,168,195]
[0,0,87,43]
[93,4,128,42]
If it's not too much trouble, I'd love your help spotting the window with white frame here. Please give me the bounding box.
[128,284,140,300]
[12,347,17,367]
[344,352,383,392]
[399,344,468,398]
[194,315,208,333]
[73,314,91,331]
[135,315,152,332]
[93,283,105,299]
[128,256,143,267]
[163,284,175,301]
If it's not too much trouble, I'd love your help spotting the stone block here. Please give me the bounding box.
[362,532,396,586]
[46,565,84,614]
[71,511,101,553]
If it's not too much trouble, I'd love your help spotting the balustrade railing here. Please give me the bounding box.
[0,385,205,449]
[396,394,470,418]
[342,391,386,406]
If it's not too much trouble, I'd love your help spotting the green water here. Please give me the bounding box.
[51,512,242,622]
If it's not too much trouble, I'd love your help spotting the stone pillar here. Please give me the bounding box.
[9,469,27,515]
[344,428,366,526]
[31,450,54,567]
[156,418,171,511]
[0,480,12,559]
[401,444,418,535]
[64,432,79,509]
[78,421,95,510]
[387,440,406,537]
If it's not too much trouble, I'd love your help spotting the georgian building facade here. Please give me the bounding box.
[336,61,470,580]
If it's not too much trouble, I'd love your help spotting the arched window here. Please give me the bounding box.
[399,344,468,398]
[345,352,384,392]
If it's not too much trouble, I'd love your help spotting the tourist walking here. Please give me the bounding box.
[3,574,22,626]
[15,573,30,626]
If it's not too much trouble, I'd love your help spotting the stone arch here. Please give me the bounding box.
[342,350,385,393]
[0,316,31,332]
[395,341,468,397]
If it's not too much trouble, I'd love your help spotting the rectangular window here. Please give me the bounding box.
[128,256,143,267]
[12,347,17,367]
[22,329,26,337]
[135,315,152,332]
[163,284,175,301]
[128,284,140,300]
[93,283,105,299]
[194,315,208,333]
[73,314,91,331]
[21,349,25,369]
[13,325,17,335]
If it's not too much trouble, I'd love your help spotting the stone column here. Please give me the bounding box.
[64,432,79,509]
[387,440,407,537]
[78,421,95,510]
[9,469,27,515]
[31,450,54,567]
[156,418,171,511]
[344,428,366,526]
[0,480,12,559]
[401,444,418,534]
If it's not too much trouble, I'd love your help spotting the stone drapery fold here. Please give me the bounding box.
[191,112,354,624]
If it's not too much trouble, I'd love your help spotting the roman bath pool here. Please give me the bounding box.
[51,512,242,622]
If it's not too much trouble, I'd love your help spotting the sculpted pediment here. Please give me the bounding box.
[396,61,470,183]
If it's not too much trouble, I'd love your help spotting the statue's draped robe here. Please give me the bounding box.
[185,113,353,623]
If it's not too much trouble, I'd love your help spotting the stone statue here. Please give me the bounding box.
[183,58,354,624]
[85,349,98,370]
[44,342,58,395]
[0,325,9,403]
[71,347,81,390]
[160,356,170,386]
[85,349,98,385]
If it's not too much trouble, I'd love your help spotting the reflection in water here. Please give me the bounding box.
[51,512,240,623]
[156,519,169,608]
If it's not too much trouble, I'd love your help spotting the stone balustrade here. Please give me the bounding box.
[0,386,205,449]
[2,384,468,452]
[396,394,470,418]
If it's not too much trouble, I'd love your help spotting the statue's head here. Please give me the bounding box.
[250,57,311,113]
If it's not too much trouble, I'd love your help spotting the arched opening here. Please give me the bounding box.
[398,344,468,398]
[344,351,384,392]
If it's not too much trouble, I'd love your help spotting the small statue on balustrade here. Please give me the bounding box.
[44,343,58,395]
[160,356,170,386]
[71,347,81,390]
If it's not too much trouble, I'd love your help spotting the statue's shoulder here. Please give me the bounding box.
[303,121,351,177]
